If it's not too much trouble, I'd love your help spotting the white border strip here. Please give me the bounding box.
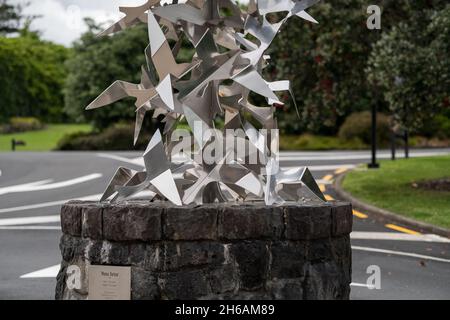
[351,232,450,243]
[352,246,450,263]
[0,193,102,214]
[0,215,60,226]
[0,226,61,230]
[20,264,60,279]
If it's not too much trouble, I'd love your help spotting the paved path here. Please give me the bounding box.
[0,148,449,299]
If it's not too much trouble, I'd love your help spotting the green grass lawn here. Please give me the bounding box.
[342,155,450,229]
[0,124,92,151]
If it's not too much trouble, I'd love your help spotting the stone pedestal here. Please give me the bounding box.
[56,201,352,300]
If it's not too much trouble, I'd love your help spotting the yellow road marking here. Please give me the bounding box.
[319,184,326,192]
[334,168,348,175]
[353,210,368,219]
[324,194,334,201]
[385,224,421,235]
[323,174,334,181]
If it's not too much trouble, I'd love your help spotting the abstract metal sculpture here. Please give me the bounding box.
[87,0,326,205]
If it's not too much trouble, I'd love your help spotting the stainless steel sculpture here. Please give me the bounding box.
[87,0,326,206]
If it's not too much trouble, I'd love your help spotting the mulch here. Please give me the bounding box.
[412,178,450,192]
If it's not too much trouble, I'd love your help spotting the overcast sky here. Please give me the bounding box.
[11,0,249,46]
[10,0,154,46]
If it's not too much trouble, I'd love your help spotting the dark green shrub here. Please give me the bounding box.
[280,134,367,151]
[56,123,149,151]
[418,114,450,139]
[437,116,450,139]
[0,37,69,123]
[338,111,391,146]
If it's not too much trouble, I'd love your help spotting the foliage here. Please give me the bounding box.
[367,5,450,132]
[0,36,69,123]
[64,19,196,131]
[63,2,449,138]
[0,124,91,151]
[65,20,165,131]
[343,156,450,229]
[56,122,149,151]
[418,112,450,139]
[338,111,391,145]
[0,0,40,37]
[0,117,44,133]
[268,0,449,135]
[0,0,22,34]
[280,133,367,151]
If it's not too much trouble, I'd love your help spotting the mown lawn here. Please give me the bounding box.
[0,124,92,151]
[342,155,450,229]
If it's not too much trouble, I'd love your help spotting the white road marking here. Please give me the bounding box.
[0,226,61,230]
[351,232,450,243]
[0,174,102,196]
[0,189,157,215]
[351,282,376,289]
[0,179,53,191]
[20,265,60,279]
[0,193,102,215]
[0,215,60,226]
[352,246,450,263]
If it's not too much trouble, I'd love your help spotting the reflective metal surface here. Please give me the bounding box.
[87,0,325,205]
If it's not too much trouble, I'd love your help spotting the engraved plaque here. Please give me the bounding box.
[88,265,131,300]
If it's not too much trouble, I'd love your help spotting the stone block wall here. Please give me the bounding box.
[56,201,352,300]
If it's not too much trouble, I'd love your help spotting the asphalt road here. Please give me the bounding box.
[0,148,449,300]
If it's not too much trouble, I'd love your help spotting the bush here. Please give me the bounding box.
[280,134,367,151]
[418,114,450,139]
[338,112,391,146]
[57,123,149,151]
[0,117,45,133]
[437,115,450,139]
[64,21,150,130]
[0,36,69,123]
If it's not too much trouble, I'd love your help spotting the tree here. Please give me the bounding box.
[0,36,69,123]
[64,19,151,130]
[64,17,195,130]
[0,0,38,36]
[267,0,448,135]
[0,0,21,34]
[367,5,450,132]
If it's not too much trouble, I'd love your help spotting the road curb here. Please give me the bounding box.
[334,172,450,238]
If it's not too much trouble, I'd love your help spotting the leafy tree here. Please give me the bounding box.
[267,0,448,135]
[64,19,151,130]
[0,36,69,123]
[367,5,450,132]
[0,0,38,35]
[64,2,449,136]
[0,0,21,34]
